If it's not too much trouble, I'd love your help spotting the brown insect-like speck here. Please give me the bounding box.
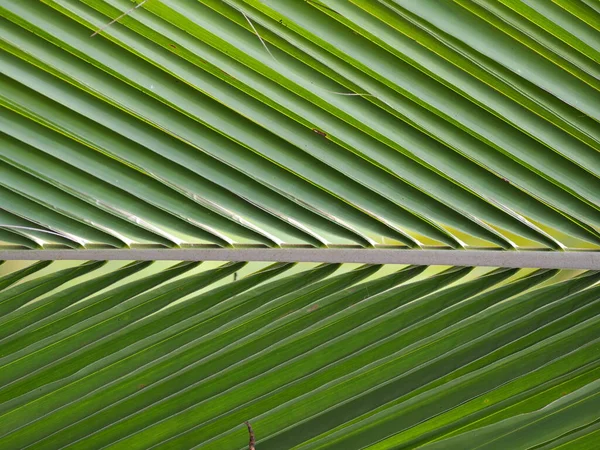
[313,129,327,137]
[245,421,256,450]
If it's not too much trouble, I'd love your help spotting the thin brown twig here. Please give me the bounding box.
[245,421,256,450]
[91,0,149,37]
[235,4,278,64]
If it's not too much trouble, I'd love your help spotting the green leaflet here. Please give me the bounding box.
[0,261,201,358]
[0,261,245,401]
[0,260,151,340]
[424,377,600,449]
[0,260,105,317]
[0,261,52,291]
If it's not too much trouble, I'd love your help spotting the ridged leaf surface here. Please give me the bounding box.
[0,261,598,448]
[1,0,598,249]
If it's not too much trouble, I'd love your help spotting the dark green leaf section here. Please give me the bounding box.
[0,0,598,249]
[0,260,52,291]
[0,260,151,340]
[0,260,105,317]
[0,261,598,449]
[424,378,600,450]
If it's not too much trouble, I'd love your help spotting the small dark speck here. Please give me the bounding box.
[169,44,177,49]
[313,128,327,137]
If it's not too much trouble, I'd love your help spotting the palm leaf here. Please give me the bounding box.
[0,261,597,449]
[0,0,599,448]
[1,0,599,249]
